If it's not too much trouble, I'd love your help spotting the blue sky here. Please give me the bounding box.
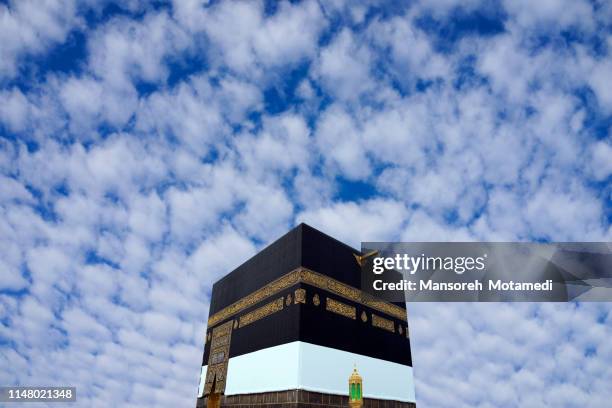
[0,0,611,407]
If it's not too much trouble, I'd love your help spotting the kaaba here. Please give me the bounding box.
[196,224,416,408]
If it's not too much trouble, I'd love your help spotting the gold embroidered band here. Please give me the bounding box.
[326,297,356,320]
[239,297,284,328]
[294,288,306,304]
[204,320,233,395]
[207,267,407,327]
[372,313,395,333]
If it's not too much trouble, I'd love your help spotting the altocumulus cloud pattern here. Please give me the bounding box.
[0,1,611,407]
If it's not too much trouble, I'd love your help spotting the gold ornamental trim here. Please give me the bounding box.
[239,297,284,328]
[208,270,300,327]
[294,288,306,304]
[204,320,233,396]
[372,313,395,333]
[207,268,407,327]
[326,297,356,319]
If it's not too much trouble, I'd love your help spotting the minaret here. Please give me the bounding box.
[349,365,363,408]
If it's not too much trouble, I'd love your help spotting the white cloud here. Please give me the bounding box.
[0,0,80,78]
[186,224,256,284]
[292,168,335,209]
[0,175,33,203]
[314,29,374,101]
[0,259,28,291]
[135,74,262,155]
[251,1,326,66]
[140,310,185,342]
[0,88,30,132]
[503,0,595,33]
[199,0,326,76]
[234,113,312,177]
[478,34,537,102]
[62,307,113,342]
[59,75,138,134]
[367,15,450,84]
[165,163,241,244]
[588,58,612,113]
[298,199,409,247]
[589,141,612,180]
[233,183,294,242]
[409,303,612,408]
[127,191,167,243]
[87,11,191,88]
[401,210,475,241]
[525,181,606,241]
[315,104,372,180]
